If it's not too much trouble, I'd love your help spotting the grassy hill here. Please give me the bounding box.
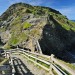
[0,2,75,59]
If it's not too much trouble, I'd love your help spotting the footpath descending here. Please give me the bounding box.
[1,49,75,75]
[12,53,49,75]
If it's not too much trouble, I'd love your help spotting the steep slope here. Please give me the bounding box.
[0,2,75,59]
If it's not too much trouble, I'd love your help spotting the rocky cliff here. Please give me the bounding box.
[0,2,75,58]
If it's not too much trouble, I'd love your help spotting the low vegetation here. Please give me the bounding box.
[23,22,32,29]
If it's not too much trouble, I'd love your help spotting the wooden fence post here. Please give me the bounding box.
[35,55,38,62]
[51,54,55,63]
[49,54,55,75]
[5,51,7,58]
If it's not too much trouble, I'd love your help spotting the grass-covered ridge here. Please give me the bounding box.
[52,14,75,31]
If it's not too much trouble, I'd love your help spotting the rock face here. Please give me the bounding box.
[0,2,75,58]
[0,30,11,44]
[39,16,75,57]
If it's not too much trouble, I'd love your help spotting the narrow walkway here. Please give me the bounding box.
[13,57,34,75]
[12,53,49,75]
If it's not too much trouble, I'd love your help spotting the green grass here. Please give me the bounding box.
[53,14,75,31]
[10,38,19,45]
[8,32,28,46]
[19,32,28,41]
[25,9,32,13]
[23,22,32,29]
[71,27,75,31]
[11,16,21,25]
[62,24,71,30]
[53,17,71,30]
[4,43,11,49]
[68,20,75,27]
[8,20,28,46]
[37,60,50,68]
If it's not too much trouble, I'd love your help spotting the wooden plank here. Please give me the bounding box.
[0,65,10,71]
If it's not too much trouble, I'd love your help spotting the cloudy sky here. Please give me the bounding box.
[0,0,75,20]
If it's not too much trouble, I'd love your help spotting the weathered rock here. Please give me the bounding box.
[0,31,11,44]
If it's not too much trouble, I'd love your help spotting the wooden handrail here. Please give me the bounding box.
[1,50,16,75]
[4,48,75,75]
[0,59,8,65]
[22,51,50,65]
[51,57,75,75]
[19,49,67,75]
[20,49,50,59]
[18,48,75,75]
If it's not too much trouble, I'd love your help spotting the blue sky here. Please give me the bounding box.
[0,0,75,20]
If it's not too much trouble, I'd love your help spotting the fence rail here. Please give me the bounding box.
[0,51,15,75]
[18,49,68,75]
[3,48,75,75]
[51,57,75,75]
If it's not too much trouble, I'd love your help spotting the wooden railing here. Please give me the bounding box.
[19,49,75,75]
[0,51,15,75]
[18,49,68,75]
[51,57,75,75]
[0,58,11,75]
[3,49,75,75]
